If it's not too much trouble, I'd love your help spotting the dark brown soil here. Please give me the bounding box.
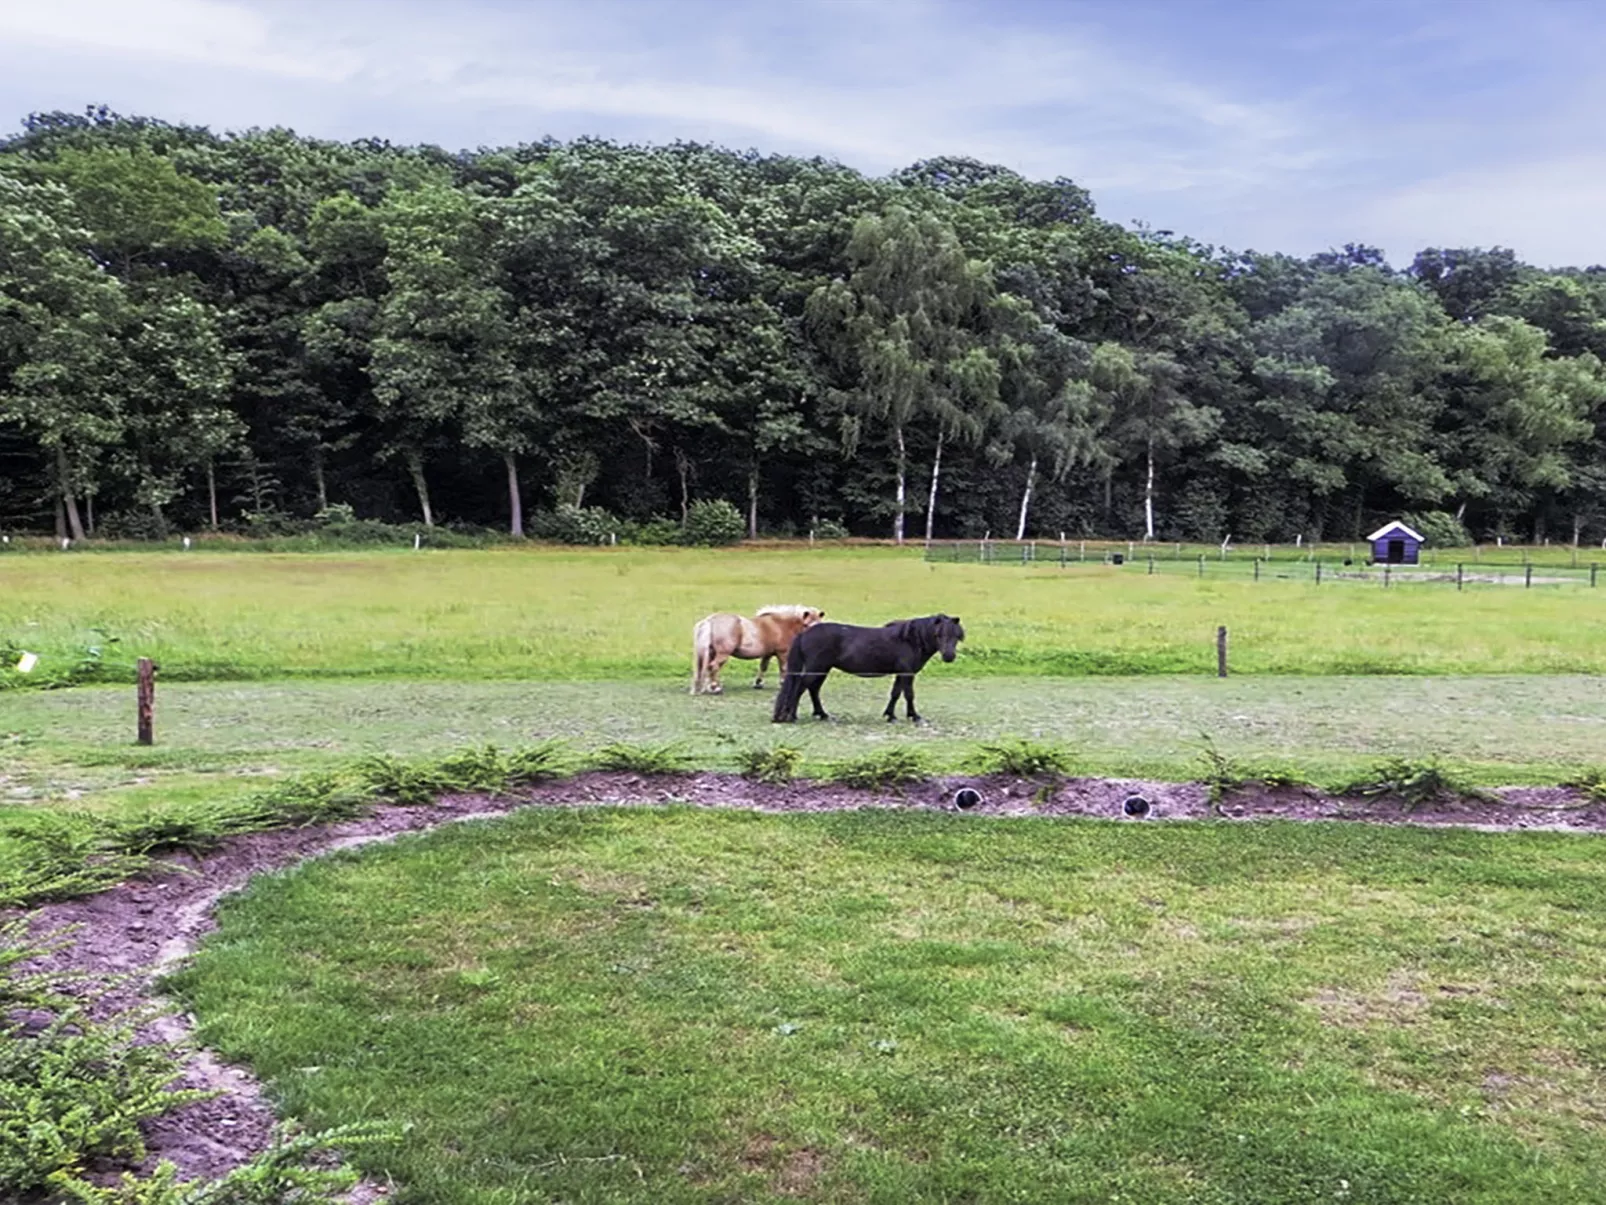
[14,772,1606,1188]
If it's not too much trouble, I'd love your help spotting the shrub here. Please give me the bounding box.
[313,503,357,526]
[1402,510,1471,548]
[94,510,171,541]
[628,517,684,546]
[1195,733,1310,809]
[682,499,745,546]
[587,743,688,774]
[828,747,929,789]
[530,504,624,545]
[1342,756,1489,812]
[736,745,804,784]
[1563,768,1606,800]
[974,739,1075,779]
[812,517,849,540]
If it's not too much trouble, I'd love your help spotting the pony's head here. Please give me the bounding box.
[757,604,826,629]
[932,614,965,662]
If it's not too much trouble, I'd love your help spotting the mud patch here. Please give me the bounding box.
[11,770,1606,1187]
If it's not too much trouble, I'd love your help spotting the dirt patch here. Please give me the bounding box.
[12,771,1606,1187]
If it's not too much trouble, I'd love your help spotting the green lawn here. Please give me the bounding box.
[169,806,1606,1204]
[4,545,1606,683]
[2,675,1603,820]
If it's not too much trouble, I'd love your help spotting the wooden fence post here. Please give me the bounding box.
[137,658,155,746]
[1216,626,1228,678]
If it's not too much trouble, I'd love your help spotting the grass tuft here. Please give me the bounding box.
[735,745,804,785]
[972,738,1076,779]
[1562,768,1606,801]
[826,747,930,789]
[587,743,689,775]
[1342,756,1492,812]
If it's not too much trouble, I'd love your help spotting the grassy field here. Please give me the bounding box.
[4,545,1606,684]
[169,806,1606,1204]
[9,543,1606,1202]
[4,675,1605,813]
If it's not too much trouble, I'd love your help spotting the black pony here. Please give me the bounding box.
[772,614,965,723]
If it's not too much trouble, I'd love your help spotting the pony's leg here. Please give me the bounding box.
[807,673,830,720]
[707,650,729,694]
[884,675,913,722]
[754,653,771,689]
[904,675,920,723]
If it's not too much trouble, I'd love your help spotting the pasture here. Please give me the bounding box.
[169,808,1606,1203]
[6,543,1606,1203]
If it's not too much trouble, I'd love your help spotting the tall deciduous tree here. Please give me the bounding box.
[806,206,997,542]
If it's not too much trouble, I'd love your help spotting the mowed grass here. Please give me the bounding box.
[4,545,1606,682]
[169,807,1606,1204]
[4,675,1605,816]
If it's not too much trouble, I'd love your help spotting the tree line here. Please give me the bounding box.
[3,106,1605,545]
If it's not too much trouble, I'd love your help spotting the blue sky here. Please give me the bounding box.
[2,0,1603,267]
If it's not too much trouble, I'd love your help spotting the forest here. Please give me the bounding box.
[2,105,1605,545]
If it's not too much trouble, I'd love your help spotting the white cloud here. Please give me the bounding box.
[1361,155,1606,267]
[0,0,362,81]
[0,0,1316,199]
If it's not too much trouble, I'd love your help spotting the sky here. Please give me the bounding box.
[1,0,1603,267]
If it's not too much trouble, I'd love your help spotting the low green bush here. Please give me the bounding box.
[1342,756,1490,811]
[587,743,689,774]
[736,745,804,785]
[530,504,624,545]
[827,747,929,789]
[681,499,745,546]
[974,739,1075,779]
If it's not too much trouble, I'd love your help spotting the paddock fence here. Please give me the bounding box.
[921,539,1604,589]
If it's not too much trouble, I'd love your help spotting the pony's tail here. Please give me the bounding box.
[691,618,712,694]
[772,639,807,722]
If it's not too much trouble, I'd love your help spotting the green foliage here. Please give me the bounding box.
[1195,733,1310,808]
[735,745,804,785]
[827,747,930,789]
[530,504,625,545]
[0,922,210,1198]
[0,918,394,1204]
[1342,756,1490,812]
[626,517,683,546]
[973,738,1075,779]
[1562,768,1606,800]
[811,517,849,540]
[681,499,746,546]
[587,743,689,775]
[1403,510,1472,547]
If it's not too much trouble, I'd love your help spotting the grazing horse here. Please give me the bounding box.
[772,614,965,723]
[691,605,826,694]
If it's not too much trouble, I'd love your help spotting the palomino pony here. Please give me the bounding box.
[691,604,825,694]
[772,614,965,723]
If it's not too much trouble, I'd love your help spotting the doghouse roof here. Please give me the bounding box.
[1367,521,1424,542]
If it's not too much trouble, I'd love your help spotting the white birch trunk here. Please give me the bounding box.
[1016,454,1037,541]
[1144,440,1156,541]
[406,451,434,528]
[924,431,944,543]
[505,452,524,537]
[893,425,907,544]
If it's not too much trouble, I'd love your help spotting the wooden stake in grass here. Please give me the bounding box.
[137,657,156,746]
[1217,626,1228,678]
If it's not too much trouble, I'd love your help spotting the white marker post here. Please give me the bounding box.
[17,652,38,673]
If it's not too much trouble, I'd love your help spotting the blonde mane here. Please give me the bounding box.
[754,604,819,620]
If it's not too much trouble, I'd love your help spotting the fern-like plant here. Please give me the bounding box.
[973,739,1075,779]
[587,742,689,774]
[828,747,930,789]
[736,745,804,785]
